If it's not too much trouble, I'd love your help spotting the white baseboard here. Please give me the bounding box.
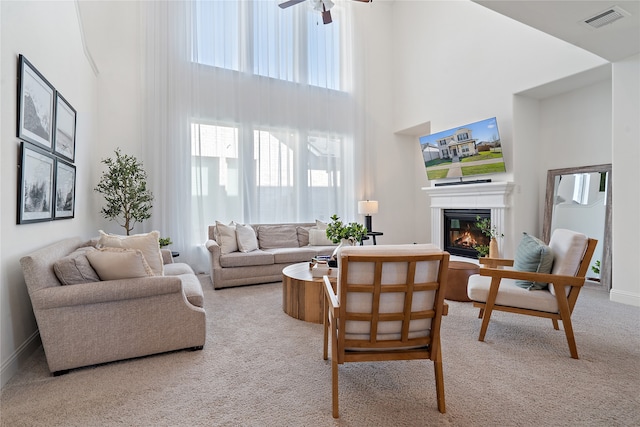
[609,289,640,307]
[1,331,41,389]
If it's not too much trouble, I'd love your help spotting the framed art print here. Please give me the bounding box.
[17,55,55,150]
[18,142,55,224]
[54,159,76,219]
[53,92,76,162]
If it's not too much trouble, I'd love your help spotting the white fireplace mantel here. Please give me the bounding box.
[422,181,515,252]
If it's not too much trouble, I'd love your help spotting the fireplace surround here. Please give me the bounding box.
[423,181,514,258]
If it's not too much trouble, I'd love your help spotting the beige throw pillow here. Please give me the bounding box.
[53,246,101,285]
[216,221,238,254]
[98,230,164,276]
[309,228,335,246]
[86,248,154,281]
[236,223,259,253]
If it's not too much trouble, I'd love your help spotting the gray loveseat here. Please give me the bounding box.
[205,222,337,289]
[20,236,206,375]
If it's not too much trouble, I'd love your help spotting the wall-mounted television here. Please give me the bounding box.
[419,117,506,181]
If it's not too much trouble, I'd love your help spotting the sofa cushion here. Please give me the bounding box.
[86,248,154,281]
[297,226,311,247]
[219,250,275,268]
[513,232,554,290]
[236,223,259,253]
[163,262,195,276]
[309,228,334,246]
[98,230,164,276]
[256,225,299,249]
[263,247,318,264]
[53,246,101,285]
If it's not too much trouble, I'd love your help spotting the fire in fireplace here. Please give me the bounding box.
[443,209,491,258]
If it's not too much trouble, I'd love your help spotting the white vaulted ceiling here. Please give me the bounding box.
[474,0,640,62]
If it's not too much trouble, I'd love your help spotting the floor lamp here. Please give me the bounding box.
[358,200,379,232]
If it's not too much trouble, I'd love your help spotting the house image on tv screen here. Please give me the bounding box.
[419,117,506,180]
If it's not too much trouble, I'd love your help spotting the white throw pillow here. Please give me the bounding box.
[315,219,328,230]
[216,221,238,254]
[97,230,164,276]
[86,248,154,281]
[236,223,259,253]
[309,228,335,246]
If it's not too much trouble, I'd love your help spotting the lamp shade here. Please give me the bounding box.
[358,200,379,215]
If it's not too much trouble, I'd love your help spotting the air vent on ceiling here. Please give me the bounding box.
[582,5,630,29]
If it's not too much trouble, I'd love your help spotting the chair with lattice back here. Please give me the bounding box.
[467,228,597,359]
[322,244,450,418]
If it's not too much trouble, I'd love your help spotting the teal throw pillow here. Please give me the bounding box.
[513,232,554,290]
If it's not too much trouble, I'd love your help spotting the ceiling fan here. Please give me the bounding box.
[278,0,372,25]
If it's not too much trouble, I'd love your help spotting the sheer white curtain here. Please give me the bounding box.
[142,1,364,273]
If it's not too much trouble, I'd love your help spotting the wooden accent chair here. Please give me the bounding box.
[322,244,450,418]
[467,229,597,359]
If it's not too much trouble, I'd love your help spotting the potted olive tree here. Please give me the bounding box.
[94,148,154,236]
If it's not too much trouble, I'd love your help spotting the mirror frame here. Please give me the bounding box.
[542,164,612,290]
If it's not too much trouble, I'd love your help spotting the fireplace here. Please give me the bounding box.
[443,209,490,258]
[423,181,514,258]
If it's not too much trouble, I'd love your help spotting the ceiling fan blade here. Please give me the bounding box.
[352,0,372,3]
[279,0,306,9]
[322,4,332,24]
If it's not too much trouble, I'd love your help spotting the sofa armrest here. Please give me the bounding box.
[205,239,222,267]
[31,276,183,310]
[161,249,174,265]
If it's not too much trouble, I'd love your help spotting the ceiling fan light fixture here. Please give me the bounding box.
[311,0,334,12]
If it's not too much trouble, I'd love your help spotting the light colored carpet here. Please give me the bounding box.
[1,276,639,426]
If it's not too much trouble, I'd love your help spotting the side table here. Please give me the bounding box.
[445,260,479,302]
[364,231,383,245]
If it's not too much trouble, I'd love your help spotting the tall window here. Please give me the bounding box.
[191,122,346,223]
[194,0,342,90]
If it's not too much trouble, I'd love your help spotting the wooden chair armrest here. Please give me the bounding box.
[479,267,585,286]
[323,276,339,312]
[479,257,514,268]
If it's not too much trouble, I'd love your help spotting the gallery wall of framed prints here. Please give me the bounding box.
[17,54,77,224]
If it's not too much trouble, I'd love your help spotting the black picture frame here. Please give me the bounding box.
[53,92,77,162]
[17,55,55,151]
[54,159,76,219]
[18,142,55,224]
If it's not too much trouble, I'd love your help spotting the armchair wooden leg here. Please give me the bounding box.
[323,301,329,361]
[433,344,446,413]
[552,319,559,330]
[555,292,579,359]
[479,277,501,342]
[332,358,339,418]
[478,308,484,319]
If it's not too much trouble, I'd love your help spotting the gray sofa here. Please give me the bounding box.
[205,222,336,289]
[20,237,206,375]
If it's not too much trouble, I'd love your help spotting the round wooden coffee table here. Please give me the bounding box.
[282,262,336,324]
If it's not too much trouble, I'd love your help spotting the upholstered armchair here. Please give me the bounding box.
[322,244,450,417]
[467,228,597,359]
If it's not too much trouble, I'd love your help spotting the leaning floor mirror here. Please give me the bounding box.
[542,164,612,291]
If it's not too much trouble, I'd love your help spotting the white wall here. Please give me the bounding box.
[388,0,607,255]
[611,54,640,306]
[76,1,143,235]
[0,1,99,386]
